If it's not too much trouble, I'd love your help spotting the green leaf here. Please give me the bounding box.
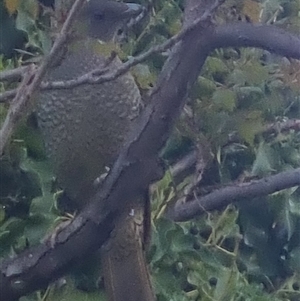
[289,193,300,217]
[237,112,264,146]
[251,143,276,176]
[227,69,247,86]
[287,247,300,273]
[39,278,107,301]
[235,86,264,108]
[240,61,269,85]
[191,76,217,98]
[212,89,236,112]
[132,63,156,89]
[213,267,239,301]
[0,217,27,255]
[204,56,229,82]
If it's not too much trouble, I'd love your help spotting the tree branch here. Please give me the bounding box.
[167,168,300,222]
[0,66,27,82]
[212,22,300,59]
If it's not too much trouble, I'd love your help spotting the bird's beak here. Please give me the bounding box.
[123,3,144,17]
[123,3,145,28]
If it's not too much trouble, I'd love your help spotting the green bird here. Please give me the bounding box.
[37,1,155,300]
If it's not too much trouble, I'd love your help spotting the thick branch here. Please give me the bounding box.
[167,168,300,222]
[212,22,300,59]
[0,89,18,102]
[0,66,27,82]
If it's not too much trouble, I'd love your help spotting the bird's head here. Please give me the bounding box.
[76,0,144,42]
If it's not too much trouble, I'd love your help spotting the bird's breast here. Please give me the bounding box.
[37,45,141,203]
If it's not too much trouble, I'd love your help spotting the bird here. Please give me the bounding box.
[36,1,155,300]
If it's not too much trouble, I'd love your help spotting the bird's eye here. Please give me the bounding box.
[93,12,104,20]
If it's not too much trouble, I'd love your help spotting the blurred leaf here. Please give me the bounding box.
[0,217,26,254]
[93,42,121,58]
[194,76,217,98]
[280,59,300,92]
[39,279,106,301]
[203,56,229,82]
[227,69,247,86]
[132,63,156,89]
[237,111,264,146]
[24,203,56,246]
[212,89,236,112]
[288,247,300,273]
[242,0,261,23]
[155,1,182,36]
[235,86,264,107]
[213,267,239,301]
[37,28,52,55]
[4,0,20,14]
[240,61,269,86]
[251,143,276,176]
[280,144,300,166]
[289,193,300,217]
